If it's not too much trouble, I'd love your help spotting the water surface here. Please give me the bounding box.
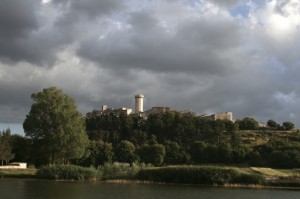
[0,179,299,199]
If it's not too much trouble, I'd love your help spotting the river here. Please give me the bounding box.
[0,179,299,199]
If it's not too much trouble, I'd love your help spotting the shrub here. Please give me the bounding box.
[36,164,98,180]
[99,162,151,180]
[136,166,266,185]
[233,173,266,185]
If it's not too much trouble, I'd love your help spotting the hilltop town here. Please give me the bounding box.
[87,94,234,122]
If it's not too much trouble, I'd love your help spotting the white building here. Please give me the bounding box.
[0,162,27,169]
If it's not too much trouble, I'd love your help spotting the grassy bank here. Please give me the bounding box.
[0,168,37,179]
[1,164,300,188]
[36,165,98,181]
[136,166,266,185]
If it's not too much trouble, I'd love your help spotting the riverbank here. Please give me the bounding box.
[0,168,36,179]
[1,165,300,189]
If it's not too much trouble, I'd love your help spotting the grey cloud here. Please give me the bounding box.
[209,0,241,8]
[53,0,124,27]
[0,0,39,38]
[0,0,43,64]
[0,0,68,65]
[77,11,247,75]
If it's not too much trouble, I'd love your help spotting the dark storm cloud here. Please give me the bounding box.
[77,10,247,75]
[0,0,42,64]
[0,0,124,66]
[0,0,39,38]
[0,0,66,65]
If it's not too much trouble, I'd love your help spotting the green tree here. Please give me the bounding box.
[267,119,280,129]
[11,134,32,163]
[282,121,294,131]
[237,118,259,130]
[87,140,114,167]
[139,144,166,166]
[23,87,88,165]
[190,141,207,164]
[164,141,189,164]
[115,140,136,164]
[0,129,15,165]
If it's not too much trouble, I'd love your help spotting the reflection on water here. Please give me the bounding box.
[0,179,299,199]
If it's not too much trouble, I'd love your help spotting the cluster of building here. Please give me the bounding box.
[86,94,234,122]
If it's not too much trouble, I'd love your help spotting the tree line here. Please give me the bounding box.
[2,87,299,169]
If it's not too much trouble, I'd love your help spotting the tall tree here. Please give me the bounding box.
[23,87,88,165]
[0,129,15,165]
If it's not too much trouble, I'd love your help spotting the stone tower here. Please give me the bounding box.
[135,94,144,113]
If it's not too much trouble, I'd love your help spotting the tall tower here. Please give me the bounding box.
[135,94,144,113]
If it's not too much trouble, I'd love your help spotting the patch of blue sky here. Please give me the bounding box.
[269,57,286,73]
[230,2,250,18]
[230,0,267,18]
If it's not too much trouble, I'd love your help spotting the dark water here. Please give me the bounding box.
[0,179,299,199]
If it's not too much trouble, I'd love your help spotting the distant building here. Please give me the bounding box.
[0,162,27,169]
[86,105,132,119]
[209,112,234,122]
[258,122,268,128]
[135,94,144,113]
[86,94,196,120]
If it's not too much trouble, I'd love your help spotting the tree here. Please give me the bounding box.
[115,140,136,164]
[164,141,189,164]
[237,118,259,130]
[11,134,32,163]
[0,129,15,165]
[267,119,280,129]
[87,141,114,167]
[190,141,207,164]
[23,87,88,165]
[139,144,166,166]
[282,121,294,131]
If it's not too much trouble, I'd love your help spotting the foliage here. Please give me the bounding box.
[11,134,31,163]
[99,162,151,180]
[36,164,98,180]
[138,144,166,166]
[115,140,136,164]
[164,141,190,165]
[136,166,266,185]
[282,121,295,130]
[250,139,300,168]
[23,87,89,165]
[267,119,280,129]
[0,129,15,165]
[190,141,207,164]
[79,140,114,167]
[237,118,259,130]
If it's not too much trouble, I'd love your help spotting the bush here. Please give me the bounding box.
[36,164,98,180]
[233,173,266,185]
[136,166,266,185]
[99,162,151,180]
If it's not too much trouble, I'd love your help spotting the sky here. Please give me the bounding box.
[1,0,300,134]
